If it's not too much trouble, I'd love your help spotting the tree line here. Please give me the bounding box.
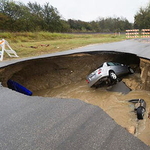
[0,0,149,32]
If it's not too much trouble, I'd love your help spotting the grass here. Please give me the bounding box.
[0,32,126,60]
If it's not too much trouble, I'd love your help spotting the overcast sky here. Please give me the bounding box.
[19,0,150,23]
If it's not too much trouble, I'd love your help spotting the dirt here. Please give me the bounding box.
[0,52,150,146]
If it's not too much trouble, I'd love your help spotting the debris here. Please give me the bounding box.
[30,44,50,49]
[137,106,145,119]
[30,46,38,49]
[40,44,50,47]
[126,126,136,135]
[128,99,146,120]
[107,81,131,94]
[7,79,32,96]
[135,102,141,110]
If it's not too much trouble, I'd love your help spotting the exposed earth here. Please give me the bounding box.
[0,52,150,146]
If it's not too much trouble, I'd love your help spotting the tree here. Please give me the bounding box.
[0,0,63,32]
[27,2,44,31]
[134,3,150,29]
[0,13,10,31]
[60,19,70,32]
[42,3,61,32]
[0,0,32,31]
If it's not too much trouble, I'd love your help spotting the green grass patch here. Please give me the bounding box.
[0,32,126,60]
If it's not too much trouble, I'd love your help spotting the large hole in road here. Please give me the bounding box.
[0,51,150,146]
[0,52,140,91]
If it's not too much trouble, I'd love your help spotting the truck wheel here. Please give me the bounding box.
[137,106,144,120]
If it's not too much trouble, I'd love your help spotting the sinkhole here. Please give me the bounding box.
[0,51,141,94]
[1,51,150,146]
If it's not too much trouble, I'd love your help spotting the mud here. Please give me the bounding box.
[140,58,150,90]
[33,78,150,146]
[0,52,150,145]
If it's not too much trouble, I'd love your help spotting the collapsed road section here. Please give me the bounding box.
[0,52,140,91]
[0,51,150,146]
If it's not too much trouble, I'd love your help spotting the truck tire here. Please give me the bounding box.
[137,106,144,120]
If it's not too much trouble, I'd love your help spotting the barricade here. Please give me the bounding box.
[0,39,18,61]
[141,29,150,38]
[126,29,139,39]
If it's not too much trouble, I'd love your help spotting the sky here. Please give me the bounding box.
[19,0,150,23]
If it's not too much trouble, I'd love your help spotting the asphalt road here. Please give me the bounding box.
[0,39,150,150]
[0,86,150,150]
